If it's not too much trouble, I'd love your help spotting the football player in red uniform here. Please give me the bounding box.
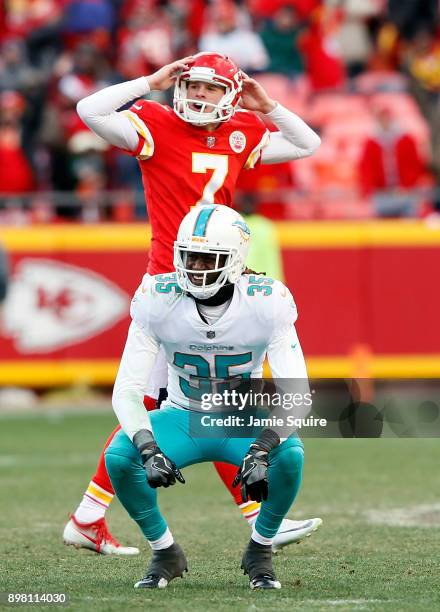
[63,53,322,555]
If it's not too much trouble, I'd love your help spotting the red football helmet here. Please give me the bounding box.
[173,52,243,126]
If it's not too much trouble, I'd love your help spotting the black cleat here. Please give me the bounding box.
[241,539,281,590]
[134,543,188,589]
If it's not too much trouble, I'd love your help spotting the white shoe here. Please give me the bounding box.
[272,517,322,552]
[63,515,139,555]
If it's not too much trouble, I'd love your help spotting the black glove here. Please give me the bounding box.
[133,430,185,489]
[232,429,280,503]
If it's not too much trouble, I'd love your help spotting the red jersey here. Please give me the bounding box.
[122,101,269,274]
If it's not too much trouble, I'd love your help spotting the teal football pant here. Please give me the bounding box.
[105,405,304,541]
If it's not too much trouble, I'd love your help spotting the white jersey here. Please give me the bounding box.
[112,272,308,440]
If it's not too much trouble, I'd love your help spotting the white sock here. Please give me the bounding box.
[149,527,174,551]
[74,481,113,524]
[251,526,274,547]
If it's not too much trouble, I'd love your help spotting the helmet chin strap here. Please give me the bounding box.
[186,106,220,126]
[191,283,234,306]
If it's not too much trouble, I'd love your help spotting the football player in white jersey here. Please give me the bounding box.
[105,204,319,590]
[64,52,321,555]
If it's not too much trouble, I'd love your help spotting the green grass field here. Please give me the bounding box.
[0,411,439,611]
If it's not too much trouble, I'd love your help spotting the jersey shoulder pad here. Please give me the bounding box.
[130,272,182,331]
[127,99,169,122]
[271,280,298,336]
[241,275,298,327]
[241,273,276,298]
[272,279,298,321]
[123,100,169,159]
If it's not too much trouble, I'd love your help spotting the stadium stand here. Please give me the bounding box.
[0,0,438,221]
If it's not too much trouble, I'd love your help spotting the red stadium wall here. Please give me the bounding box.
[285,245,440,354]
[1,221,439,386]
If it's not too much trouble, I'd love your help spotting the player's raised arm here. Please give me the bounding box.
[76,57,193,151]
[240,73,321,163]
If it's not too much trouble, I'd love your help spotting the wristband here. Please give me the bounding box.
[252,428,280,453]
[133,429,156,454]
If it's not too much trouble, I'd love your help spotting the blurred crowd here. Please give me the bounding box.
[1,0,440,222]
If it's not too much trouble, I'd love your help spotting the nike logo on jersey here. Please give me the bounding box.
[133,104,143,110]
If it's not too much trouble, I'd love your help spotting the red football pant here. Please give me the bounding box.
[213,461,242,505]
[91,397,241,504]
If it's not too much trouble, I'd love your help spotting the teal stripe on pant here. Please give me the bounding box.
[105,406,304,542]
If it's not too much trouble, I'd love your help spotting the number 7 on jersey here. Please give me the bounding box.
[192,153,229,205]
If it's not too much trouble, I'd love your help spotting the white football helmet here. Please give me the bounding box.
[174,204,251,299]
[173,52,243,126]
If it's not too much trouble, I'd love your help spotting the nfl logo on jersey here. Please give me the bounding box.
[207,330,215,339]
[206,136,216,148]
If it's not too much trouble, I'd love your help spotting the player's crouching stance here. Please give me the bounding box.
[105,205,310,590]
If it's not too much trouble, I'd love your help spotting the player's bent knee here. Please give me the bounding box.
[273,444,304,477]
[105,451,137,480]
